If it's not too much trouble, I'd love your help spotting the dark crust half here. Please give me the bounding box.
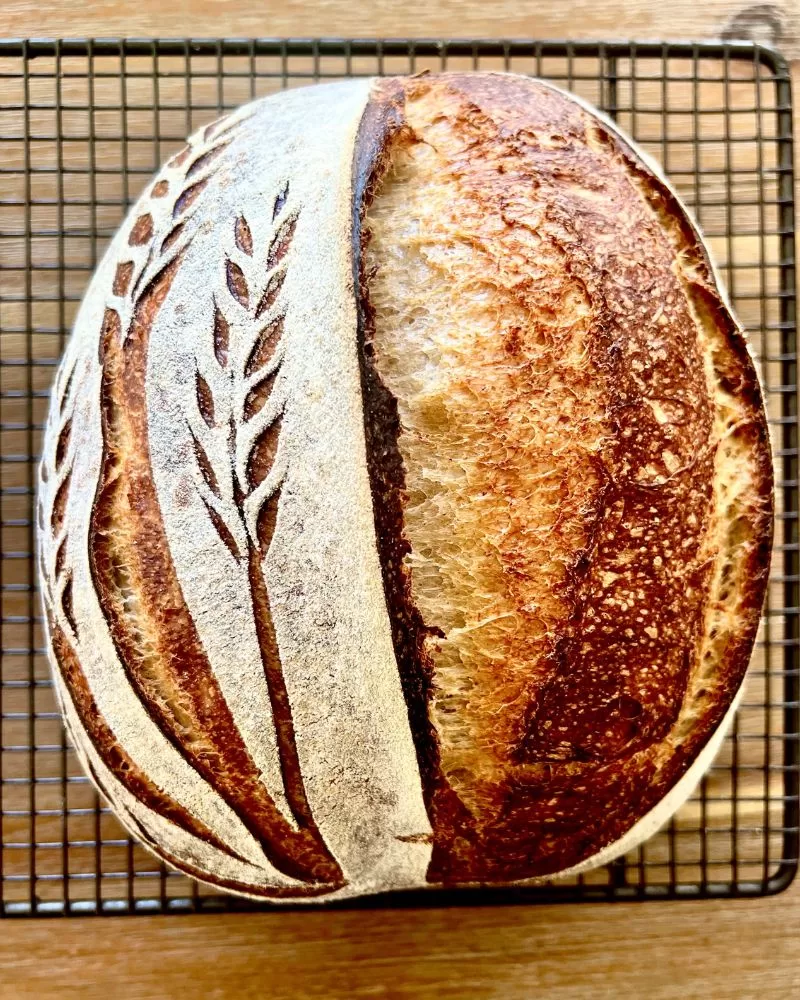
[354,73,774,883]
[84,207,343,890]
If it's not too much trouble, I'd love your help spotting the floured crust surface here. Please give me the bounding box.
[360,73,773,882]
[38,80,433,903]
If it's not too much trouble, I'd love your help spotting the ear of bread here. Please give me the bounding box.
[38,73,773,902]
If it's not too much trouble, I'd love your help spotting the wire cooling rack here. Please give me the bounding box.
[0,38,796,915]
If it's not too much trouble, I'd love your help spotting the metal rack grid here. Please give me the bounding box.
[0,38,796,915]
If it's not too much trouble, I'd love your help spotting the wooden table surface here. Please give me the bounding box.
[1,2,799,998]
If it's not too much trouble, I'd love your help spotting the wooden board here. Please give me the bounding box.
[3,891,800,999]
[0,0,798,60]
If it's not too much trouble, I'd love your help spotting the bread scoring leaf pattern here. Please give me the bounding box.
[94,142,341,889]
[191,191,293,558]
[107,128,240,347]
[189,189,333,859]
[38,128,272,867]
[40,357,77,637]
[43,113,343,895]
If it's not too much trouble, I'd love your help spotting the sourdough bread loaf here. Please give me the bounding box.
[37,73,773,901]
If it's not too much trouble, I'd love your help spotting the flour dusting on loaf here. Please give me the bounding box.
[38,73,773,901]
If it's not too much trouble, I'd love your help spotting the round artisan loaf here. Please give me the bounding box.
[38,72,773,902]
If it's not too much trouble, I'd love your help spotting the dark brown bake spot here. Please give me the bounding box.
[195,372,215,427]
[235,215,254,256]
[112,261,135,297]
[226,258,249,307]
[173,179,208,219]
[128,213,154,247]
[55,418,71,471]
[160,222,186,256]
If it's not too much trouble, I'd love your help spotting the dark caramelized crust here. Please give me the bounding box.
[358,74,773,882]
[51,623,250,863]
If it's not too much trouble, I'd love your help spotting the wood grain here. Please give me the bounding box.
[0,0,798,59]
[2,892,799,999]
[0,1,798,997]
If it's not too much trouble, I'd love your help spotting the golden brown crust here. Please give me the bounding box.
[359,73,773,882]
